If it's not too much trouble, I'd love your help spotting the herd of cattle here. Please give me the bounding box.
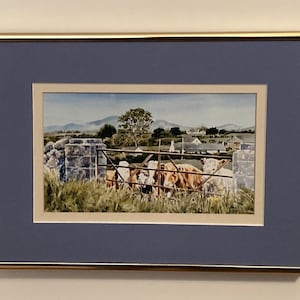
[105,158,233,198]
[43,139,234,198]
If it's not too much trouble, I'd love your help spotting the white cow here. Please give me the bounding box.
[201,158,233,195]
[145,160,159,185]
[115,161,140,190]
[116,161,130,186]
[137,160,159,194]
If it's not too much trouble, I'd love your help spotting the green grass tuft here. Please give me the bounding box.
[44,171,254,214]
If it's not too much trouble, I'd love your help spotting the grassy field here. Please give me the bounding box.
[44,170,254,214]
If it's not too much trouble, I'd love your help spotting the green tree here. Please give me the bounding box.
[170,127,182,136]
[97,124,117,139]
[219,129,228,135]
[113,129,127,147]
[152,127,167,139]
[118,108,153,147]
[206,127,219,135]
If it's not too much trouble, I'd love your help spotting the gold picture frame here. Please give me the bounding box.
[0,32,299,271]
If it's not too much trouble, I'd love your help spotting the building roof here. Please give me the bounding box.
[227,136,243,143]
[238,135,255,144]
[181,135,201,144]
[175,142,226,153]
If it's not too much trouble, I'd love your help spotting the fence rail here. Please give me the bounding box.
[103,148,232,160]
[52,139,254,196]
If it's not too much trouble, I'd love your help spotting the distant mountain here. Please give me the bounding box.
[44,115,188,133]
[45,117,255,134]
[44,116,118,133]
[216,123,254,132]
[243,126,255,131]
[62,123,84,131]
[151,119,189,130]
[44,123,84,132]
[83,115,119,131]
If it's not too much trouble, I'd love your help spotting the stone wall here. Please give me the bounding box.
[65,138,107,181]
[232,150,255,192]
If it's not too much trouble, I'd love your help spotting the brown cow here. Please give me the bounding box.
[162,162,202,198]
[105,169,117,188]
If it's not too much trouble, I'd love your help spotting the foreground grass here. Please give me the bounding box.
[44,170,254,214]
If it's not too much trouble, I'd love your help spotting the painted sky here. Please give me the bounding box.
[43,93,256,128]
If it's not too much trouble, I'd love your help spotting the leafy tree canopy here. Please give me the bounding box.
[170,127,182,136]
[206,127,219,135]
[152,127,167,139]
[97,124,117,139]
[118,108,153,147]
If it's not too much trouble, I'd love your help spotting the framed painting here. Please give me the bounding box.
[1,33,300,270]
[33,83,266,226]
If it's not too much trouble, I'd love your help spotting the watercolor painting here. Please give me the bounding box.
[33,84,266,224]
